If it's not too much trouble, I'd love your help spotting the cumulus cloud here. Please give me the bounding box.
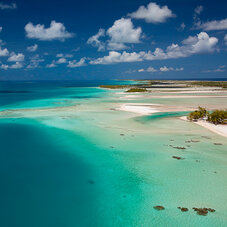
[225,34,227,45]
[179,22,186,31]
[56,53,73,58]
[138,66,183,73]
[1,62,23,70]
[160,66,184,72]
[138,68,145,72]
[67,58,86,68]
[160,66,173,72]
[203,65,226,73]
[142,32,218,60]
[0,2,17,10]
[129,2,175,23]
[90,51,142,64]
[27,44,38,52]
[46,61,57,68]
[10,62,23,69]
[87,28,105,51]
[107,18,142,50]
[194,6,203,15]
[87,18,142,51]
[147,66,158,72]
[27,54,44,69]
[196,18,227,31]
[25,21,74,41]
[8,53,25,62]
[1,64,8,70]
[90,32,218,64]
[0,47,9,56]
[56,57,67,64]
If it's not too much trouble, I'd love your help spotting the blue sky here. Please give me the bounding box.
[0,0,227,80]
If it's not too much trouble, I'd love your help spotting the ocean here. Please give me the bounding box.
[0,80,227,227]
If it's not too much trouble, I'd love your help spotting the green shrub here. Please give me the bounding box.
[188,81,227,88]
[126,88,147,92]
[99,85,128,89]
[207,110,227,125]
[187,106,208,121]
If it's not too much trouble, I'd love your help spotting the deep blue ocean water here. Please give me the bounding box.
[0,120,98,227]
[0,80,138,227]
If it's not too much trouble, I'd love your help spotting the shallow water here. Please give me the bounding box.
[0,81,227,227]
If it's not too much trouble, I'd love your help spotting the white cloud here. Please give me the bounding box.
[196,18,227,31]
[138,68,145,72]
[0,2,17,10]
[142,32,218,60]
[90,32,218,65]
[1,64,8,70]
[179,22,186,31]
[27,54,44,68]
[147,66,157,72]
[25,20,74,41]
[87,28,105,51]
[8,53,25,62]
[0,47,9,56]
[194,6,203,15]
[56,57,67,64]
[90,51,142,65]
[0,27,2,32]
[11,62,23,69]
[107,18,142,50]
[46,61,57,68]
[56,53,73,58]
[107,41,127,51]
[67,58,86,68]
[160,66,173,72]
[1,62,23,70]
[175,67,184,71]
[138,66,183,73]
[203,65,226,73]
[27,44,38,52]
[225,34,227,45]
[87,18,142,51]
[129,2,175,23]
[56,53,63,57]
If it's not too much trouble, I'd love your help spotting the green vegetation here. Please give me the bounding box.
[187,107,227,125]
[126,88,147,92]
[99,85,129,89]
[207,110,227,125]
[188,81,227,88]
[187,106,208,121]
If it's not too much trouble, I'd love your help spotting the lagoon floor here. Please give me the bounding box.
[0,81,227,227]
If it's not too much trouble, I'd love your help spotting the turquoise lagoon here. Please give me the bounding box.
[0,81,227,227]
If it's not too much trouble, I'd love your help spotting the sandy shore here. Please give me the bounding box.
[117,103,161,115]
[118,103,227,138]
[180,116,227,138]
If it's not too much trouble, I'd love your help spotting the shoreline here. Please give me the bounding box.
[117,103,227,138]
[180,116,227,138]
[117,103,161,115]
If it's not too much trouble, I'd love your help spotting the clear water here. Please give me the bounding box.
[0,81,227,227]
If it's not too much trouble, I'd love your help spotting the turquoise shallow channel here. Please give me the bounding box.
[0,80,227,227]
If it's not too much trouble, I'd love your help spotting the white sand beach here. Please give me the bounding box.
[117,103,161,115]
[180,116,227,138]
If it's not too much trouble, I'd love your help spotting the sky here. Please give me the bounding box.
[0,0,227,80]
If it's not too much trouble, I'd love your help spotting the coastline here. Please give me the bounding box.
[180,116,227,138]
[117,103,161,115]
